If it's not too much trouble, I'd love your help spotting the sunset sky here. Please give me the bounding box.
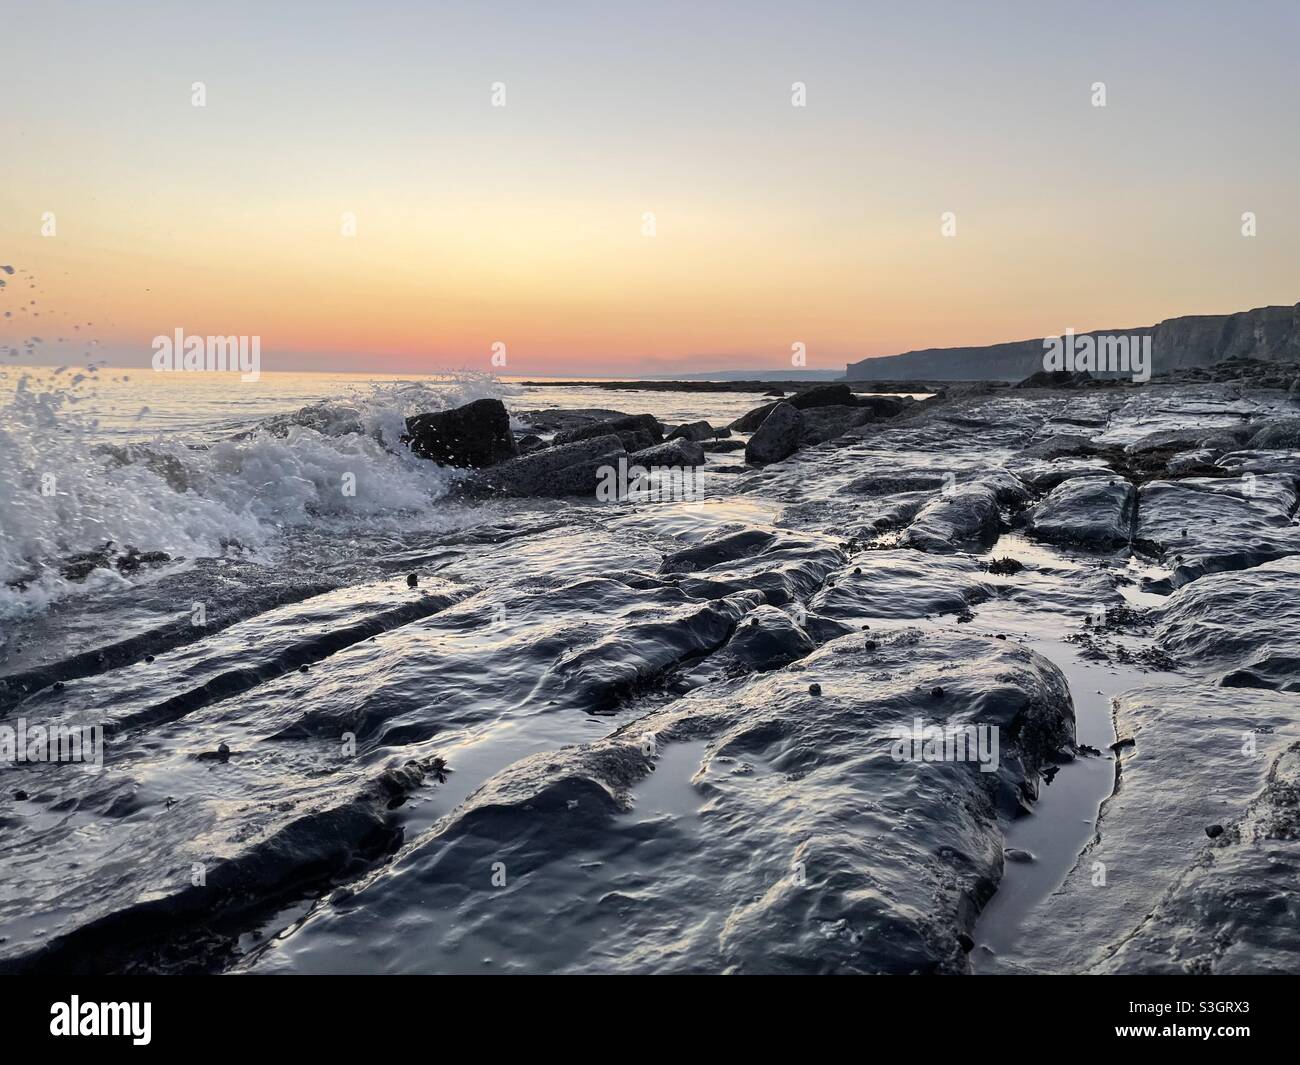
[3,0,1298,376]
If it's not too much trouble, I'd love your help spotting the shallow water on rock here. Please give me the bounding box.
[3,378,1298,973]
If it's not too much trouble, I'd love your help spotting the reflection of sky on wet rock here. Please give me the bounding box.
[3,379,1300,974]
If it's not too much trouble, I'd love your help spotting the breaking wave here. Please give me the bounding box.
[0,369,511,621]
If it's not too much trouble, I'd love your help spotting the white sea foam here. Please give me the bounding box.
[0,370,511,622]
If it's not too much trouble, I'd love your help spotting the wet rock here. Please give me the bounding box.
[853,395,910,419]
[667,420,717,443]
[722,605,816,671]
[1018,433,1099,461]
[1155,555,1300,689]
[0,757,424,973]
[114,548,172,575]
[1217,448,1300,480]
[515,433,548,455]
[1135,475,1300,583]
[1164,448,1219,476]
[701,439,746,453]
[1026,475,1135,549]
[628,439,706,469]
[1246,417,1300,450]
[553,413,663,447]
[1006,458,1112,493]
[809,550,992,621]
[843,470,950,496]
[1097,692,1300,974]
[745,403,804,466]
[1014,369,1094,389]
[729,402,781,433]
[730,386,886,433]
[901,483,1000,551]
[789,383,855,410]
[515,408,634,434]
[406,573,418,588]
[247,629,1073,975]
[404,398,517,468]
[660,530,777,574]
[632,429,668,451]
[1124,425,1249,456]
[669,532,845,608]
[798,405,871,446]
[0,571,346,715]
[1005,683,1300,975]
[57,542,172,582]
[470,435,626,497]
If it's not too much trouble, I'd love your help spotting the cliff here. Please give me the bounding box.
[844,303,1300,381]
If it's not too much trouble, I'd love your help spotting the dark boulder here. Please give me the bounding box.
[404,398,517,468]
[1018,433,1098,461]
[854,395,909,419]
[902,482,1002,551]
[799,405,870,445]
[728,384,854,433]
[1027,476,1135,549]
[789,383,855,410]
[729,401,781,433]
[667,420,717,443]
[1014,370,1095,389]
[659,529,777,574]
[744,402,804,466]
[1246,417,1300,450]
[722,605,816,671]
[628,439,706,468]
[470,434,625,497]
[553,413,663,447]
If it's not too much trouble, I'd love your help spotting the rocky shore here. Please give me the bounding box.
[3,367,1299,974]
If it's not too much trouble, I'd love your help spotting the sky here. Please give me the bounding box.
[2,0,1298,377]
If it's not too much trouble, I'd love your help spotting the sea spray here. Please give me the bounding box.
[0,370,509,621]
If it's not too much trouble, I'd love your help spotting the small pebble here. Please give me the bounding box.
[217,742,230,757]
[144,654,155,664]
[808,683,822,696]
[14,790,28,801]
[853,567,861,575]
[864,639,878,650]
[406,573,418,588]
[931,686,944,698]
[299,664,309,673]
[1205,824,1224,839]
